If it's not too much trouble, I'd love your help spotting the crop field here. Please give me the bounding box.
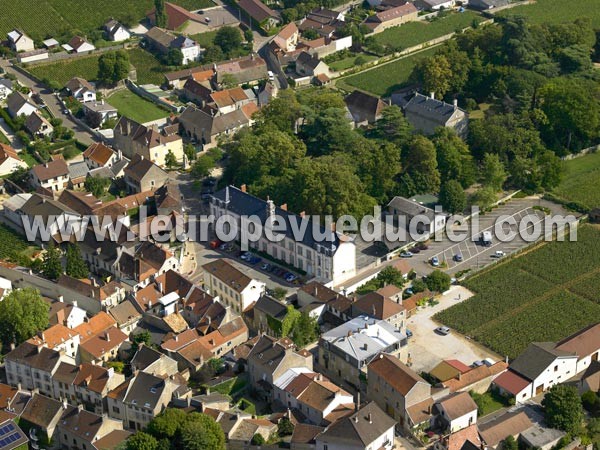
[435,225,600,359]
[338,46,438,96]
[372,11,484,50]
[0,224,39,263]
[107,89,169,123]
[0,0,213,42]
[497,0,600,27]
[552,152,600,211]
[28,48,167,86]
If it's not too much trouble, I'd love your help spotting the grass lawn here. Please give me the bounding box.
[0,131,10,145]
[28,48,168,87]
[20,151,38,167]
[338,46,439,96]
[435,225,600,359]
[497,0,600,27]
[0,0,214,42]
[107,89,169,123]
[470,391,508,416]
[372,11,484,50]
[190,29,219,47]
[553,152,600,210]
[329,53,378,72]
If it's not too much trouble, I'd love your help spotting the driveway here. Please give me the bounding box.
[0,118,21,149]
[0,59,95,146]
[405,285,501,373]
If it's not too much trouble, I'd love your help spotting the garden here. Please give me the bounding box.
[435,225,600,359]
[497,0,600,27]
[0,224,41,267]
[107,89,170,123]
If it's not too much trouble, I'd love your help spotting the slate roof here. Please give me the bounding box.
[404,92,464,123]
[68,160,89,180]
[124,371,168,409]
[510,342,576,381]
[317,401,395,447]
[6,92,36,116]
[25,111,52,134]
[20,393,62,429]
[388,195,437,219]
[254,294,288,320]
[146,27,175,48]
[345,90,386,122]
[5,342,62,372]
[65,77,94,93]
[210,185,341,252]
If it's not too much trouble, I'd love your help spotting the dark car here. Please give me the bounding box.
[406,329,413,338]
[411,247,421,254]
[453,253,463,262]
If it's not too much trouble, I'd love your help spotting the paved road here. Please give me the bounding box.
[0,59,96,146]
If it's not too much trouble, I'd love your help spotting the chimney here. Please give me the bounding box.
[72,300,78,308]
[368,412,372,424]
[10,342,15,351]
[107,367,114,378]
[356,392,360,411]
[58,295,64,303]
[17,382,21,392]
[281,203,287,211]
[174,334,179,342]
[430,92,435,99]
[453,98,458,107]
[106,332,110,342]
[158,281,164,293]
[241,184,247,193]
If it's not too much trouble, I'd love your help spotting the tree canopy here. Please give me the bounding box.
[542,384,584,434]
[0,288,49,347]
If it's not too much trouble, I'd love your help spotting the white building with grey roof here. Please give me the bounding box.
[318,315,407,391]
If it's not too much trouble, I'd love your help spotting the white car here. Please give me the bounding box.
[267,70,275,81]
[493,250,505,258]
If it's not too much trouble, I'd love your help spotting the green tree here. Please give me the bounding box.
[165,48,183,66]
[184,143,197,161]
[502,435,518,450]
[97,52,116,85]
[146,408,187,439]
[272,287,288,301]
[411,279,427,293]
[214,27,242,55]
[154,0,167,28]
[42,242,62,280]
[404,135,441,194]
[434,127,476,188]
[481,153,507,191]
[191,154,216,179]
[278,417,294,436]
[251,434,265,445]
[290,311,319,347]
[85,176,111,197]
[203,45,224,64]
[439,180,466,214]
[244,29,253,43]
[378,266,405,288]
[65,243,88,279]
[179,413,225,450]
[165,150,178,168]
[542,385,583,434]
[472,186,497,210]
[220,73,237,88]
[413,54,453,99]
[114,50,130,83]
[0,288,49,346]
[132,330,152,348]
[372,105,412,147]
[127,432,158,450]
[425,270,451,293]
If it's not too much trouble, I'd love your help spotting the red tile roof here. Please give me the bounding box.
[493,370,531,395]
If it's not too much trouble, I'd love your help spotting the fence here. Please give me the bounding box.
[561,144,599,161]
[333,19,494,78]
[125,79,181,114]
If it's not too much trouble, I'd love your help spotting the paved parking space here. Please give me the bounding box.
[405,286,501,373]
[405,198,572,276]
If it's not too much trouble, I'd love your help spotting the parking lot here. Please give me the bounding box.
[405,197,574,276]
[405,286,501,373]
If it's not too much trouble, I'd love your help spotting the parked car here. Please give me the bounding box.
[493,250,506,258]
[431,256,440,267]
[285,273,298,283]
[210,239,222,249]
[453,253,463,262]
[248,256,262,265]
[417,242,429,250]
[411,247,421,254]
[406,329,413,338]
[472,360,484,368]
[400,251,413,258]
[260,263,272,271]
[404,288,414,296]
[435,326,451,335]
[240,252,251,261]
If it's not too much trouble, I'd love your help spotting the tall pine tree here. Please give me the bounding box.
[42,242,62,280]
[154,0,167,28]
[65,244,88,279]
